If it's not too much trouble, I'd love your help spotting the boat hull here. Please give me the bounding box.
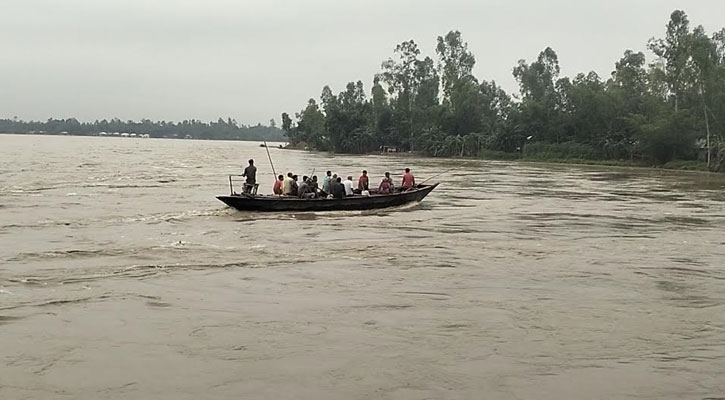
[217,183,438,212]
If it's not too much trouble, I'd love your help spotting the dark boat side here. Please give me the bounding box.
[217,183,439,212]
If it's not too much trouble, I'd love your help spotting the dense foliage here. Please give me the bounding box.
[282,11,725,171]
[0,117,286,141]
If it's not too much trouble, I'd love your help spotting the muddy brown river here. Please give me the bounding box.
[1,134,724,399]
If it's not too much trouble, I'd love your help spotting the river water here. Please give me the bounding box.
[1,134,724,399]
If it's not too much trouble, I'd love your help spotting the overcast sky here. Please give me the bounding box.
[2,0,724,125]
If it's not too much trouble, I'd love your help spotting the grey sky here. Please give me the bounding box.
[2,0,724,125]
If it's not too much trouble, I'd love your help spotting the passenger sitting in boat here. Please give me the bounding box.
[282,172,295,195]
[378,176,392,194]
[309,175,320,195]
[298,176,315,198]
[358,170,369,191]
[384,172,395,191]
[331,177,346,199]
[327,177,337,197]
[297,176,308,195]
[344,176,354,196]
[401,168,415,191]
[273,174,284,195]
[291,175,299,196]
[322,171,332,193]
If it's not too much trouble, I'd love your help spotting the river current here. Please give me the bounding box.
[1,134,724,399]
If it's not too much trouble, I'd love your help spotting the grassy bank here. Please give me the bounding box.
[518,156,708,171]
[463,142,711,171]
[283,141,713,172]
[479,152,710,172]
[396,148,710,172]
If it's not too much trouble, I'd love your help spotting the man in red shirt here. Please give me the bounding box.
[401,168,415,190]
[358,170,369,191]
[272,174,284,195]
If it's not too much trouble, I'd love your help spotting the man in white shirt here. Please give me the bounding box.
[343,176,354,196]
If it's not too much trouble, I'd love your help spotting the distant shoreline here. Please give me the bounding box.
[0,131,286,143]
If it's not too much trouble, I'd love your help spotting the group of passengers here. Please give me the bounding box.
[241,159,416,198]
[267,167,415,199]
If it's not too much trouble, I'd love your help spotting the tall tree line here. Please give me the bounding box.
[0,117,286,141]
[282,10,725,171]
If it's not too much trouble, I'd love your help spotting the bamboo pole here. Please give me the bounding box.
[263,141,277,181]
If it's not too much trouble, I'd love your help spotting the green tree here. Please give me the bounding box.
[380,39,440,150]
[648,10,693,112]
[295,99,328,150]
[512,47,564,143]
[436,30,476,101]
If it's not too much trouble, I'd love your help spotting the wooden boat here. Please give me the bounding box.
[217,183,439,212]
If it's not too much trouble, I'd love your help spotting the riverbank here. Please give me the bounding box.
[330,147,714,173]
[419,148,712,172]
[516,157,709,172]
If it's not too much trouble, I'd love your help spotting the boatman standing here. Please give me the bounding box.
[242,159,257,193]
